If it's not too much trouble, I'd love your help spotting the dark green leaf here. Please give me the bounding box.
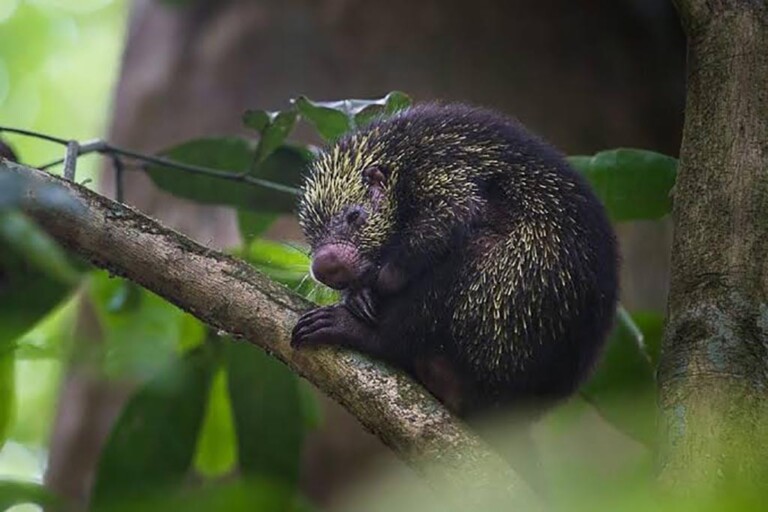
[193,367,237,478]
[581,308,664,447]
[0,480,63,511]
[568,149,677,221]
[238,239,338,305]
[0,353,13,449]
[242,109,271,133]
[0,214,74,350]
[297,380,323,430]
[237,210,276,244]
[384,90,412,113]
[354,105,387,129]
[93,478,292,512]
[91,346,217,508]
[293,96,352,141]
[254,111,299,165]
[295,92,412,139]
[90,271,197,380]
[353,92,411,127]
[226,342,305,485]
[249,145,311,212]
[0,212,79,285]
[146,138,306,213]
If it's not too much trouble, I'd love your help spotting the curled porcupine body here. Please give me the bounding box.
[293,103,619,416]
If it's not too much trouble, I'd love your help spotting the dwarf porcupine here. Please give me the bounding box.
[291,103,619,416]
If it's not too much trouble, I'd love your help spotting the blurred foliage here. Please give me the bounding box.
[0,0,128,491]
[0,0,127,176]
[146,139,311,213]
[568,149,677,221]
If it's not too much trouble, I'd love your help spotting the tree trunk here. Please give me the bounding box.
[659,0,768,489]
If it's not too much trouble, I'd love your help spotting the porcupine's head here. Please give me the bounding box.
[297,118,402,290]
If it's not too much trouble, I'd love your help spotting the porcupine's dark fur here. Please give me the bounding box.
[292,103,619,417]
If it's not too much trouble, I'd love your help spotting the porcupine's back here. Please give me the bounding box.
[369,104,620,409]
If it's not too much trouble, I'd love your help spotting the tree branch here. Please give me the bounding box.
[659,0,768,489]
[2,160,536,507]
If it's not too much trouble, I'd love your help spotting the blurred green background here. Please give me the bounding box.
[0,0,127,484]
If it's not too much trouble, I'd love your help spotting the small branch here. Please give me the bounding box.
[2,160,537,508]
[0,126,299,196]
[63,141,79,181]
[0,126,70,145]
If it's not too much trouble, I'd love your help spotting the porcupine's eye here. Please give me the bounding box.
[345,205,367,229]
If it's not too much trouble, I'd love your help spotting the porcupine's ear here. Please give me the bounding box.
[362,164,388,191]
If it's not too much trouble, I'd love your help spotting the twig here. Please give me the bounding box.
[63,141,79,181]
[111,155,125,203]
[0,126,300,196]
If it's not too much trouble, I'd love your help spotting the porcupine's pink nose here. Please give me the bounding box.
[311,244,357,290]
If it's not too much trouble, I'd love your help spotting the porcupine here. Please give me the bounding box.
[291,103,619,417]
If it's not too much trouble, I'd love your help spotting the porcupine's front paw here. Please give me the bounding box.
[291,305,375,351]
[344,287,377,326]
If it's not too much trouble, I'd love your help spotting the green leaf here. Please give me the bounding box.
[0,211,79,285]
[105,280,143,313]
[353,91,412,128]
[293,96,352,141]
[384,90,412,113]
[91,346,217,508]
[92,478,292,512]
[237,239,338,305]
[242,110,271,133]
[237,210,276,244]
[0,480,63,510]
[146,138,306,213]
[0,214,75,350]
[568,149,677,221]
[581,308,664,447]
[0,353,13,449]
[193,366,237,478]
[294,92,412,140]
[226,342,305,485]
[247,110,299,165]
[90,271,190,380]
[297,380,323,430]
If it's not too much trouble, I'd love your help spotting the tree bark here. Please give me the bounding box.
[3,160,538,509]
[659,0,768,489]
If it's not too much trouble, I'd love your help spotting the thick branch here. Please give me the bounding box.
[2,160,535,507]
[659,3,768,489]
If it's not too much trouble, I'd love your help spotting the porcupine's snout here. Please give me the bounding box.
[310,243,361,290]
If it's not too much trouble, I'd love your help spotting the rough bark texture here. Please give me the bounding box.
[4,160,537,509]
[659,0,768,488]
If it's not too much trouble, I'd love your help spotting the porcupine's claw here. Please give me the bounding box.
[344,288,377,326]
[291,304,385,357]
